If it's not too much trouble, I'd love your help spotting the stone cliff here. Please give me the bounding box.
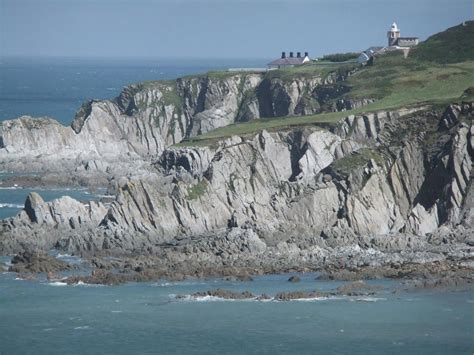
[1,102,472,269]
[0,67,361,177]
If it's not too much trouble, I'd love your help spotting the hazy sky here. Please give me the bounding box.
[1,0,472,58]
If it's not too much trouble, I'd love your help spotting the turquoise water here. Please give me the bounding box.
[0,268,472,354]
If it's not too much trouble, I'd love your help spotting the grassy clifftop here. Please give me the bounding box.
[176,21,474,146]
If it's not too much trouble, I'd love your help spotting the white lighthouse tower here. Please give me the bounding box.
[387,22,401,46]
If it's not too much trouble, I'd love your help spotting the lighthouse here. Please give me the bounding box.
[387,22,401,46]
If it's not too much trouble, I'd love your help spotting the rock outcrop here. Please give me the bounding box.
[0,67,363,180]
[1,103,472,277]
[0,62,472,277]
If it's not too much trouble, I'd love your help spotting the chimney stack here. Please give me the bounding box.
[305,52,309,57]
[290,52,294,58]
[297,52,301,58]
[281,51,286,59]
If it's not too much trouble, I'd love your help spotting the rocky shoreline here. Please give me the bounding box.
[3,253,473,308]
[0,67,473,289]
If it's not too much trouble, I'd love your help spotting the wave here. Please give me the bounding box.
[174,294,335,302]
[152,281,206,287]
[0,187,21,190]
[0,203,23,209]
[73,326,90,330]
[176,295,237,302]
[48,281,68,287]
[174,294,385,303]
[55,253,72,258]
[352,297,387,302]
[72,281,103,287]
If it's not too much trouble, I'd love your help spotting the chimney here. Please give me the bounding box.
[281,51,286,59]
[297,52,301,58]
[290,52,294,58]
[304,52,309,57]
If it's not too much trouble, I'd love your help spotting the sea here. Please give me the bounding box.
[0,57,473,354]
[0,264,473,354]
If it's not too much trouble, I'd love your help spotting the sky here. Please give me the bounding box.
[1,0,473,59]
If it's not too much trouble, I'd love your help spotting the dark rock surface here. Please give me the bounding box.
[9,251,73,273]
[288,275,301,283]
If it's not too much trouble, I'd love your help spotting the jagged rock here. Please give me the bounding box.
[288,275,301,283]
[275,290,327,301]
[0,98,473,279]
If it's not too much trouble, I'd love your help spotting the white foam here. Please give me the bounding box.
[73,326,90,330]
[192,295,232,302]
[176,295,238,302]
[153,281,205,287]
[353,297,386,302]
[55,253,72,258]
[72,281,103,287]
[0,203,23,209]
[288,296,337,302]
[48,281,68,286]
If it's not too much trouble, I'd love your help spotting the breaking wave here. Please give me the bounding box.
[0,203,23,209]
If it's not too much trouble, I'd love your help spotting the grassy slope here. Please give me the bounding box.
[176,22,474,146]
[411,20,474,64]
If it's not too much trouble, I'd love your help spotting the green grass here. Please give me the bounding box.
[330,148,385,177]
[176,54,473,147]
[265,62,356,81]
[344,51,474,106]
[411,21,474,64]
[320,52,359,62]
[186,179,209,200]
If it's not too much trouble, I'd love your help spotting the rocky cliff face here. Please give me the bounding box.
[1,103,472,263]
[0,67,362,177]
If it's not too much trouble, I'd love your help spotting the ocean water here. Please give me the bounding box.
[0,56,267,125]
[0,268,472,354]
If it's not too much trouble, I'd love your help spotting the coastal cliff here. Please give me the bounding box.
[1,22,473,276]
[0,66,361,176]
[1,102,472,274]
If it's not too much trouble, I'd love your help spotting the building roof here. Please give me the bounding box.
[366,46,384,54]
[358,46,385,63]
[398,37,419,40]
[268,57,306,66]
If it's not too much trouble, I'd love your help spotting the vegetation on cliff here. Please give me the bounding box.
[177,22,473,146]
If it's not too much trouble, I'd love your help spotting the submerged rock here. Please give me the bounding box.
[288,275,301,283]
[335,280,382,296]
[9,251,73,273]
